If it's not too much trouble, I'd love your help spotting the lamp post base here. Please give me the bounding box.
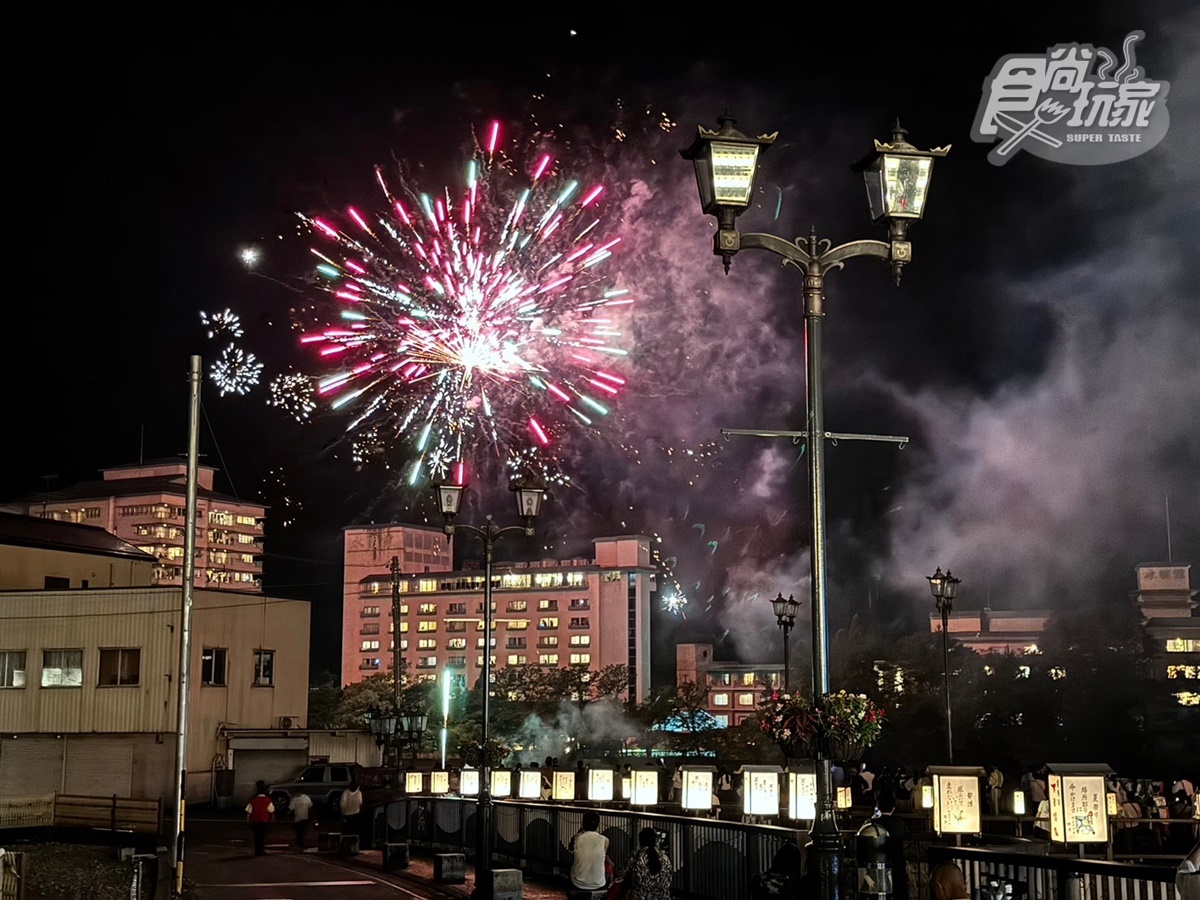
[473,796,493,899]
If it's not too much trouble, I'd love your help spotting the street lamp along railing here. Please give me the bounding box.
[681,113,948,900]
[771,592,800,691]
[432,472,544,895]
[927,567,961,763]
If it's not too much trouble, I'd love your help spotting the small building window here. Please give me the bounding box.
[712,693,730,707]
[42,649,83,687]
[0,651,27,688]
[253,650,275,686]
[201,648,227,686]
[99,648,141,686]
[737,692,755,707]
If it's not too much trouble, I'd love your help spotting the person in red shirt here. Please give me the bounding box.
[245,781,276,856]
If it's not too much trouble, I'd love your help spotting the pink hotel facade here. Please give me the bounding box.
[341,524,658,703]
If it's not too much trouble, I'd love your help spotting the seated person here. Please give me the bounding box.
[569,810,609,893]
[751,841,806,899]
[930,863,970,900]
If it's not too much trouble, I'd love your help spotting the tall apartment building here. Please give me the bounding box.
[341,524,657,703]
[675,642,783,728]
[0,460,266,592]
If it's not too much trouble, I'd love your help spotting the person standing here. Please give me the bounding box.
[875,788,909,900]
[619,827,673,900]
[340,780,364,842]
[290,791,314,852]
[245,781,275,856]
[986,765,1004,817]
[569,810,610,893]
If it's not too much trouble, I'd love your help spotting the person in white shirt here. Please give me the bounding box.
[340,781,364,842]
[1178,839,1200,900]
[570,810,610,892]
[290,792,314,852]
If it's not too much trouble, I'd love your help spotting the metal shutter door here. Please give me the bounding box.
[0,737,64,797]
[63,737,133,797]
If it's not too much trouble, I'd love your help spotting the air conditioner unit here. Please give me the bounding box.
[278,715,301,730]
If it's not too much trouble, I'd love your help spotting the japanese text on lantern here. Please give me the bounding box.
[1063,776,1108,843]
[938,775,981,834]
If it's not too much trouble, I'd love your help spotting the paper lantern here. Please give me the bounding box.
[680,766,716,812]
[1106,792,1119,817]
[631,768,658,806]
[460,768,480,796]
[837,786,853,809]
[927,766,986,835]
[1012,790,1026,816]
[518,769,541,799]
[491,769,512,798]
[1045,763,1113,844]
[739,765,782,817]
[553,771,576,801]
[921,784,934,809]
[588,768,614,802]
[430,771,450,795]
[788,769,816,820]
[405,771,423,793]
[621,774,632,800]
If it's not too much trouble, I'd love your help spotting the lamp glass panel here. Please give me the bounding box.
[882,156,932,219]
[1107,792,1119,816]
[430,771,450,794]
[589,769,614,802]
[515,487,543,519]
[691,156,715,211]
[461,768,480,796]
[744,771,780,816]
[632,770,658,806]
[1049,774,1109,843]
[621,775,632,799]
[789,772,817,819]
[519,769,541,799]
[943,578,958,601]
[491,770,512,798]
[863,165,885,221]
[681,770,713,811]
[437,485,462,515]
[921,784,934,808]
[772,595,790,618]
[553,771,575,801]
[405,771,423,793]
[1012,791,1026,815]
[710,142,759,206]
[837,786,853,809]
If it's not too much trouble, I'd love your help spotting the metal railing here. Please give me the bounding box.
[369,797,1184,900]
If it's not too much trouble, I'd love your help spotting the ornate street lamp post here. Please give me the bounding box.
[433,476,544,896]
[771,592,801,691]
[927,567,961,763]
[682,113,947,900]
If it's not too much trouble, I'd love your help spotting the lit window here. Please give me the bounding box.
[539,617,559,630]
[253,650,275,686]
[361,639,380,651]
[569,635,590,647]
[1016,666,1031,679]
[507,655,527,666]
[712,693,730,706]
[1,651,28,688]
[418,621,438,632]
[507,620,529,631]
[713,714,729,727]
[539,636,559,648]
[737,692,755,706]
[507,600,527,612]
[1167,665,1199,679]
[361,606,380,617]
[538,654,559,666]
[566,572,585,587]
[418,579,437,592]
[41,649,83,687]
[534,572,564,588]
[419,603,437,615]
[476,638,497,649]
[1023,644,1041,655]
[418,639,437,650]
[99,648,141,686]
[448,638,467,650]
[399,622,409,633]
[1049,667,1067,680]
[501,573,531,589]
[476,655,497,667]
[569,653,591,666]
[417,656,438,669]
[1174,691,1200,706]
[538,600,558,611]
[742,673,756,686]
[1166,639,1200,653]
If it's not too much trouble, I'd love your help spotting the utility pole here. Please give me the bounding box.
[171,356,201,898]
[390,555,403,774]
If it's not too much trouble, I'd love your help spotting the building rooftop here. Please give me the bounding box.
[0,511,156,563]
[3,475,264,509]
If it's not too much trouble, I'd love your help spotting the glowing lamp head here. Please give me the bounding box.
[853,121,949,227]
[511,478,546,525]
[434,481,464,519]
[588,768,614,802]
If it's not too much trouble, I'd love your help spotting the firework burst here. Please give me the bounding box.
[293,121,632,485]
[210,344,264,396]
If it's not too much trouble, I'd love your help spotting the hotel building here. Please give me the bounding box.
[675,642,783,728]
[341,524,658,703]
[0,460,266,593]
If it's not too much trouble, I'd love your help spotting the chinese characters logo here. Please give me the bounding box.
[971,31,1170,166]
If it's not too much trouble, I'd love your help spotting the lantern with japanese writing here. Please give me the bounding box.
[430,771,450,794]
[1045,763,1113,844]
[927,766,986,835]
[405,771,423,793]
[739,765,782,817]
[553,770,576,801]
[518,769,541,799]
[680,765,717,812]
[491,769,512,798]
[460,767,480,796]
[588,768,615,802]
[788,766,817,820]
[1012,790,1026,815]
[621,773,632,800]
[631,767,659,806]
[837,786,853,809]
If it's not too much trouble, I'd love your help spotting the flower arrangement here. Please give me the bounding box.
[459,738,512,768]
[758,690,885,757]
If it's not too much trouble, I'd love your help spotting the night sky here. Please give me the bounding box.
[10,6,1198,684]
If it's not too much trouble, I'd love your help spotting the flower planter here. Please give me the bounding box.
[827,737,865,761]
[779,735,817,760]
